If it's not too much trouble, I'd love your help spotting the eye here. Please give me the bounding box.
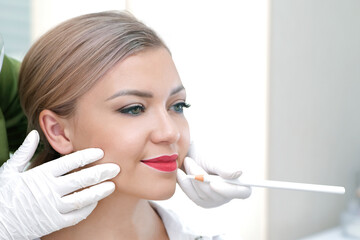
[118,105,145,115]
[170,102,191,113]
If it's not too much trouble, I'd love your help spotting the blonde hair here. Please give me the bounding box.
[19,11,167,167]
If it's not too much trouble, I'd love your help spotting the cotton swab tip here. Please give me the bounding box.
[194,175,204,182]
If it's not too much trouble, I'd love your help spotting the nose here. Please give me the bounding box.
[150,109,180,144]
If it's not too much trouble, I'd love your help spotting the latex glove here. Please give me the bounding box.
[0,130,120,240]
[177,142,251,208]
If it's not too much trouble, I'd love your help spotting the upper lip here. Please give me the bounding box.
[141,154,178,162]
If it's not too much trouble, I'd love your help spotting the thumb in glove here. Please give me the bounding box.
[187,140,243,180]
[0,130,39,176]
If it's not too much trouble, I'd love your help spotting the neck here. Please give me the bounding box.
[43,190,168,240]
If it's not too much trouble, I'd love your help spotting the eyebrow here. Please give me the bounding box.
[106,85,185,101]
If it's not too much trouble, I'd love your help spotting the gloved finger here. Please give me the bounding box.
[176,169,200,197]
[195,152,243,179]
[183,157,225,200]
[210,180,252,199]
[209,164,243,180]
[58,181,115,214]
[186,141,216,175]
[41,148,104,177]
[183,157,207,175]
[186,141,197,160]
[56,163,120,196]
[190,176,223,201]
[8,130,39,172]
[177,168,207,200]
[179,164,225,203]
[177,169,215,207]
[62,202,98,226]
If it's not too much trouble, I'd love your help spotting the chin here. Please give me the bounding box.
[152,186,176,200]
[143,181,177,200]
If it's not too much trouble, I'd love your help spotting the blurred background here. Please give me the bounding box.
[1,0,360,239]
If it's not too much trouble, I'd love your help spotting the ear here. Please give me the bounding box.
[39,109,74,155]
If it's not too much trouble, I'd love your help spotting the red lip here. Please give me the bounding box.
[141,154,178,172]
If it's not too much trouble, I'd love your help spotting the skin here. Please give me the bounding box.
[43,47,190,239]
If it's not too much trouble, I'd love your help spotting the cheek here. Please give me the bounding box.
[88,120,148,167]
[178,119,190,167]
[102,132,144,165]
[70,115,143,163]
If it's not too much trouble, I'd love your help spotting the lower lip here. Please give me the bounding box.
[141,160,177,172]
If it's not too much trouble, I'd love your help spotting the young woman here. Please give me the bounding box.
[18,11,224,239]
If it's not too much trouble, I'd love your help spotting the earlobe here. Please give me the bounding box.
[39,109,74,155]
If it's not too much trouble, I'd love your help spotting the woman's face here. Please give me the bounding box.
[66,47,190,200]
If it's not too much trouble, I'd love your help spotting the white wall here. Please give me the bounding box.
[31,0,126,41]
[269,0,360,239]
[0,0,31,60]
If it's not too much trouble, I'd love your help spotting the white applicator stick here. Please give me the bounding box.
[188,175,345,195]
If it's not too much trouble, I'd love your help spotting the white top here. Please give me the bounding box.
[150,201,225,240]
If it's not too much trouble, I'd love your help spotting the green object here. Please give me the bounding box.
[0,55,28,166]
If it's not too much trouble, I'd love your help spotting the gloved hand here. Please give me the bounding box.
[177,141,252,208]
[0,130,120,240]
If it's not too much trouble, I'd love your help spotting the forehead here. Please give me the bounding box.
[96,47,181,94]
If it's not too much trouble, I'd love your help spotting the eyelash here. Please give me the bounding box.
[118,105,145,115]
[170,102,191,113]
[118,102,191,116]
